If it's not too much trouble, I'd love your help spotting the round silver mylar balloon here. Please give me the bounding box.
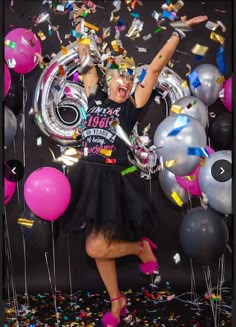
[159,168,189,207]
[4,106,17,148]
[198,150,232,215]
[154,115,207,176]
[189,64,223,106]
[169,96,208,129]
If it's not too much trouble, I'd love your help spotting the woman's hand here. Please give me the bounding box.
[71,4,86,32]
[181,15,208,27]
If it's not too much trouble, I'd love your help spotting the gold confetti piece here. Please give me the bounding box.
[185,64,191,77]
[17,218,34,228]
[37,30,46,40]
[185,175,196,181]
[174,0,184,12]
[216,75,225,84]
[84,21,99,32]
[165,160,176,168]
[181,80,188,88]
[210,31,225,45]
[171,192,184,207]
[79,38,91,45]
[61,45,68,55]
[170,105,183,114]
[100,148,112,157]
[199,157,206,166]
[191,43,209,56]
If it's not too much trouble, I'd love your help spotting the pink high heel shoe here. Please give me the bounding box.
[101,294,127,327]
[138,237,159,275]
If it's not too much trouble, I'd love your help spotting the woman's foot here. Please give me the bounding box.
[102,294,127,327]
[138,237,158,274]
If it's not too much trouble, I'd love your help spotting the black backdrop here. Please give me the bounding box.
[3,0,233,295]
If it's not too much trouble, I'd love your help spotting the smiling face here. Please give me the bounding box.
[107,70,134,103]
[105,57,136,104]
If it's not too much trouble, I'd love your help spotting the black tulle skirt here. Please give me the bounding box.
[63,160,157,241]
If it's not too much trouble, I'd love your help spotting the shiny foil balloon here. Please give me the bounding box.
[189,64,224,106]
[198,150,232,215]
[4,106,17,148]
[133,65,191,105]
[180,206,229,265]
[159,168,189,207]
[169,95,208,129]
[33,40,102,145]
[154,115,207,176]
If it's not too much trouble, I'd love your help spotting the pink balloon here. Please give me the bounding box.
[175,146,215,197]
[222,77,232,112]
[5,28,42,74]
[4,63,11,96]
[4,178,16,205]
[24,167,71,221]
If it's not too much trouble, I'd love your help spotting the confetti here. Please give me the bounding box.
[37,137,42,146]
[84,21,99,32]
[170,105,183,114]
[165,160,177,168]
[143,33,152,41]
[191,44,209,57]
[205,20,219,31]
[210,31,225,45]
[17,218,34,228]
[167,115,190,136]
[171,192,183,207]
[37,30,46,40]
[173,253,181,264]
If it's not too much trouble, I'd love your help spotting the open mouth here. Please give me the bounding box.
[119,86,128,98]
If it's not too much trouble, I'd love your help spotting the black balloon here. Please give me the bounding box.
[180,206,228,265]
[209,112,232,150]
[5,75,24,116]
[21,207,60,252]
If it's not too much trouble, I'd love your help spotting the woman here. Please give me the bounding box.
[67,4,208,327]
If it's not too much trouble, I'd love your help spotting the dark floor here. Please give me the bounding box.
[4,284,232,327]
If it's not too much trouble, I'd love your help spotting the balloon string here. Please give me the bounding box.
[44,251,59,326]
[189,259,200,310]
[4,208,19,317]
[51,222,57,297]
[63,164,73,294]
[4,227,14,307]
[67,233,73,296]
[185,182,192,212]
[20,225,29,308]
[216,255,225,326]
[203,266,217,327]
[13,139,22,213]
[21,74,27,211]
[13,136,29,309]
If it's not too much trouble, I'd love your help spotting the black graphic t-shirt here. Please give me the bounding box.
[81,86,140,165]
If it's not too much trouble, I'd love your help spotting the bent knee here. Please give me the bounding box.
[85,237,108,258]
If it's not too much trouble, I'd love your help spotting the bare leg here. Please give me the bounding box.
[86,232,156,264]
[95,258,126,318]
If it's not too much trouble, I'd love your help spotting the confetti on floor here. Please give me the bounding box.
[4,285,232,326]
